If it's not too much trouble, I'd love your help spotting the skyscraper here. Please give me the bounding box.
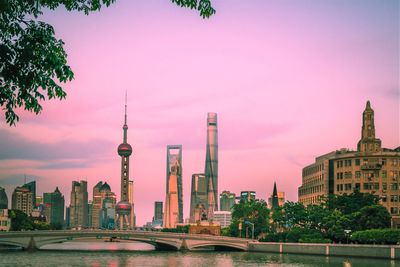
[219,191,236,211]
[205,112,218,218]
[116,94,133,230]
[128,180,135,228]
[69,180,88,228]
[240,191,256,202]
[43,187,65,226]
[0,187,8,209]
[22,181,36,208]
[163,145,183,228]
[100,198,116,229]
[152,201,163,226]
[91,182,103,228]
[189,173,207,223]
[92,182,116,228]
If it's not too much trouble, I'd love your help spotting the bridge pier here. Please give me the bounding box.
[26,236,38,252]
[179,239,189,251]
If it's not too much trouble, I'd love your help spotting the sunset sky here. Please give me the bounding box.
[0,0,398,225]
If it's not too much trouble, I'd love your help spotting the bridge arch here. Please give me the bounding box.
[0,234,182,251]
[189,241,248,251]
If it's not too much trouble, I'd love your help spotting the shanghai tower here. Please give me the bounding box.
[205,112,218,217]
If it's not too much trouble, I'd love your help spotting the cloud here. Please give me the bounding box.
[143,118,293,151]
[37,160,93,169]
[0,173,42,186]
[0,129,113,169]
[384,87,400,99]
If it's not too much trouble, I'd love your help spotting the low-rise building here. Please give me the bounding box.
[0,209,11,231]
[213,211,232,228]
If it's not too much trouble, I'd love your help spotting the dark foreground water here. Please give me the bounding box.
[0,242,398,267]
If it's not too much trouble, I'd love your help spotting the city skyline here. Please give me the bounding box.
[0,1,398,226]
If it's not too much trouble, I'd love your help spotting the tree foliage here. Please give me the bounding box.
[0,0,215,125]
[9,209,34,231]
[229,199,270,238]
[261,192,391,243]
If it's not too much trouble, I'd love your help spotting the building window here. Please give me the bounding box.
[355,159,360,166]
[345,172,352,179]
[391,183,398,190]
[355,171,361,179]
[382,195,387,202]
[382,171,387,179]
[390,195,398,202]
[345,183,352,191]
[355,183,360,190]
[383,183,387,191]
[391,207,398,214]
[363,183,370,190]
[374,183,379,190]
[382,158,386,166]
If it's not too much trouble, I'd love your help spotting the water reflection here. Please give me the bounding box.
[0,242,398,267]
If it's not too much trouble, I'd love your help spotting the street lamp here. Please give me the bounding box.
[244,221,255,240]
[344,229,351,244]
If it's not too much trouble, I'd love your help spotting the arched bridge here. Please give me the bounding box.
[0,230,255,251]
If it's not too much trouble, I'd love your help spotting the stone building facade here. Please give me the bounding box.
[298,101,400,226]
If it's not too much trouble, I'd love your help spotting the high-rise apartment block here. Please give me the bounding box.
[69,180,88,228]
[189,173,207,223]
[11,186,34,215]
[43,187,65,226]
[219,191,236,211]
[298,101,400,226]
[164,145,183,228]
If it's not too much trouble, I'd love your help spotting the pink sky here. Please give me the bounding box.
[0,0,399,225]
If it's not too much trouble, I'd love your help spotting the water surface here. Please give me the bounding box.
[0,242,397,267]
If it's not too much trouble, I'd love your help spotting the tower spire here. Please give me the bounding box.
[124,90,127,126]
[123,91,128,143]
[357,100,382,153]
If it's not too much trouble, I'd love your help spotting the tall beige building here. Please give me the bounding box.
[11,187,33,216]
[69,180,88,228]
[298,101,400,226]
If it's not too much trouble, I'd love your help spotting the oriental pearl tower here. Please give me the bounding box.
[116,94,132,230]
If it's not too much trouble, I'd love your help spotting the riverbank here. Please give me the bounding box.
[249,242,400,260]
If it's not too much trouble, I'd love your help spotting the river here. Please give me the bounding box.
[0,241,397,266]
